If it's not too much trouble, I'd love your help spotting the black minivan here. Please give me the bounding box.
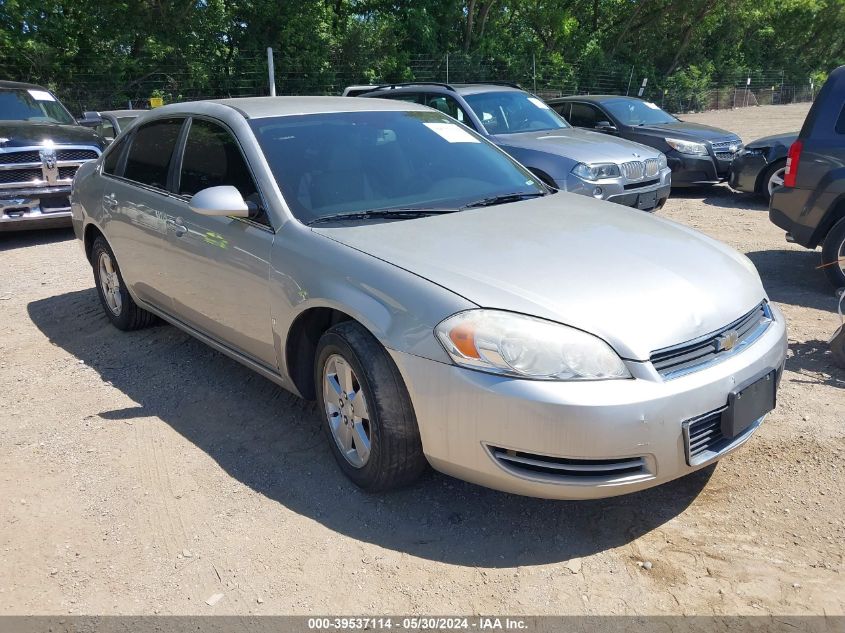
[769,65,845,288]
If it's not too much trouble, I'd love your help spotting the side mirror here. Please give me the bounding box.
[189,186,250,218]
[78,111,102,128]
[595,121,617,133]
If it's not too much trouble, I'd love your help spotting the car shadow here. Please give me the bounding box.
[28,288,716,568]
[746,249,838,312]
[0,227,75,252]
[786,339,845,388]
[670,185,768,211]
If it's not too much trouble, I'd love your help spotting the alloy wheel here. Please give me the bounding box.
[98,252,122,316]
[323,354,372,468]
[767,166,786,197]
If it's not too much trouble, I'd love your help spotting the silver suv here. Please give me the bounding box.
[356,82,671,211]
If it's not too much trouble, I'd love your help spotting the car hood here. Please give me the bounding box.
[492,128,661,163]
[0,121,104,148]
[313,195,766,360]
[634,121,737,142]
[746,132,797,149]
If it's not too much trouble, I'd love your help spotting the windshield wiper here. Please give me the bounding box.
[307,207,457,226]
[461,192,546,209]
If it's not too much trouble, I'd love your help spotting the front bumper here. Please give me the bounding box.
[390,305,787,499]
[729,152,768,193]
[0,187,73,232]
[667,151,732,186]
[563,167,671,212]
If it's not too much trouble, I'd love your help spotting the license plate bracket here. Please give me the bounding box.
[722,370,777,438]
[637,190,657,210]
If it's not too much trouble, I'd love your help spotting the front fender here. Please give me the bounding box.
[269,224,475,383]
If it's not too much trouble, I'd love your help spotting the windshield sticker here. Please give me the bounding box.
[423,122,480,143]
[644,102,660,109]
[27,89,56,102]
[527,97,550,110]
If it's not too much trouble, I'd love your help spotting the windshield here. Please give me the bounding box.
[603,99,677,126]
[250,110,544,224]
[0,88,76,124]
[463,91,568,135]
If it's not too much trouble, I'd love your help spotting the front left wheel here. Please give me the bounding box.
[315,320,427,491]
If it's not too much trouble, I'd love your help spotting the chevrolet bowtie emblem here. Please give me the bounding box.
[714,330,739,352]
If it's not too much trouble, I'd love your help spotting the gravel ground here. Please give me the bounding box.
[0,102,843,617]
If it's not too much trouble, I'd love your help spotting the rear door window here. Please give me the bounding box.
[568,103,603,128]
[102,134,129,176]
[551,102,571,121]
[123,118,184,190]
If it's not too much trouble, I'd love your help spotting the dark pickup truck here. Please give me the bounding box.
[1,80,105,231]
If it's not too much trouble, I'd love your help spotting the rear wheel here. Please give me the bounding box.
[761,160,786,202]
[315,320,427,491]
[91,236,156,330]
[821,218,845,288]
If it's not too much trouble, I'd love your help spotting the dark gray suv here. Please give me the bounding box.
[769,65,845,287]
[356,83,671,211]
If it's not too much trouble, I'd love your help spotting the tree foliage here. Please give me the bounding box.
[0,0,842,110]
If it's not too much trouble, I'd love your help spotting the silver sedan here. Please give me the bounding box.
[71,97,787,499]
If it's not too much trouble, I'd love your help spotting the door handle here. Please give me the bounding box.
[103,194,118,211]
[166,217,187,237]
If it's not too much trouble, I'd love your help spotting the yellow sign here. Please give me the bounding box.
[149,97,164,108]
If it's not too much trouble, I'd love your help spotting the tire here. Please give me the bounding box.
[91,236,157,331]
[315,320,427,491]
[761,160,786,202]
[821,218,845,289]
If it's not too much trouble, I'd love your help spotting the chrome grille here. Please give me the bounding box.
[644,157,659,177]
[711,137,742,161]
[0,145,100,190]
[57,149,99,162]
[488,446,650,483]
[0,168,42,184]
[650,302,772,379]
[0,150,40,164]
[621,161,645,181]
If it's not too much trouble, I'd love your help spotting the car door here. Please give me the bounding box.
[160,116,276,369]
[101,117,186,310]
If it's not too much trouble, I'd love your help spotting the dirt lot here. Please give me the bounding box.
[1,102,843,617]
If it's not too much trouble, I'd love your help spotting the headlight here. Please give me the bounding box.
[571,162,621,181]
[657,153,668,169]
[435,310,631,381]
[665,137,708,156]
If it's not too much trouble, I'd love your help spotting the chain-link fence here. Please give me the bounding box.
[1,50,817,115]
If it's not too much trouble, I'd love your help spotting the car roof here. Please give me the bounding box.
[0,80,51,91]
[101,110,143,117]
[149,96,431,119]
[548,94,643,104]
[365,83,525,97]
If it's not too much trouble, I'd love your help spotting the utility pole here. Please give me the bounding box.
[625,66,634,96]
[446,53,449,84]
[267,47,276,96]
